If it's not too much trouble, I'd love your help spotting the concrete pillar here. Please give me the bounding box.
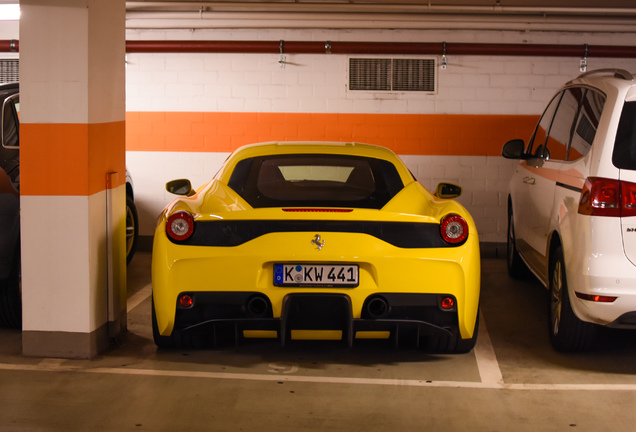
[19,0,127,358]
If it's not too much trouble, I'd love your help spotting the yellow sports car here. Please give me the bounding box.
[152,142,480,353]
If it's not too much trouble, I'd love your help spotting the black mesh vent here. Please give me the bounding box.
[349,58,435,92]
[0,60,19,83]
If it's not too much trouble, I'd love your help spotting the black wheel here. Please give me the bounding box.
[151,296,177,349]
[424,310,479,354]
[548,246,597,352]
[0,248,21,329]
[453,311,479,354]
[126,195,139,265]
[507,205,528,279]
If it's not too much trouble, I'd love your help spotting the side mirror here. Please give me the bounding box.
[501,139,527,159]
[533,144,550,160]
[2,94,19,150]
[166,179,195,197]
[434,182,462,199]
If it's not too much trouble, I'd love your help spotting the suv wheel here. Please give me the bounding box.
[507,206,528,279]
[548,246,596,352]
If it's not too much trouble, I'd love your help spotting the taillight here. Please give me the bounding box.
[166,211,194,241]
[440,296,456,310]
[578,177,636,217]
[440,213,469,244]
[282,208,353,213]
[178,294,194,308]
[622,180,636,217]
[575,292,617,303]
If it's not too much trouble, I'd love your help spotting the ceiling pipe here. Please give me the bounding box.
[0,40,18,53]
[124,40,636,59]
[124,21,636,34]
[124,11,636,33]
[3,39,636,58]
[125,2,636,17]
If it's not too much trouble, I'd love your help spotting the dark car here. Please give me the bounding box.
[0,83,138,328]
[0,82,20,328]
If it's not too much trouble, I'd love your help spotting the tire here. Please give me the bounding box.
[151,296,177,349]
[0,249,21,329]
[548,246,597,352]
[507,205,528,279]
[453,311,480,354]
[125,195,139,265]
[424,310,479,354]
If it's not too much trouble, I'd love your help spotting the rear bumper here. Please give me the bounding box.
[563,215,636,326]
[172,292,464,349]
[568,253,636,327]
[152,225,481,342]
[607,312,636,329]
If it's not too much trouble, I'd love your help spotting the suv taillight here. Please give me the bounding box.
[578,177,636,217]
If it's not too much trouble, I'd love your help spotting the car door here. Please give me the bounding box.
[521,88,581,276]
[513,92,562,267]
[0,90,19,281]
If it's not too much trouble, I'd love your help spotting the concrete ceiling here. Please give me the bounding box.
[124,1,636,32]
[125,1,636,13]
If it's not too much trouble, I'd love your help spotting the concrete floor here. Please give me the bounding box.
[2,251,636,431]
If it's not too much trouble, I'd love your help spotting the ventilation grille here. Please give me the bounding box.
[349,58,435,92]
[0,59,19,83]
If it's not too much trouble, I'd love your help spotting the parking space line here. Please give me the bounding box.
[473,312,504,386]
[127,283,152,313]
[13,292,617,391]
[3,360,636,391]
[4,363,636,391]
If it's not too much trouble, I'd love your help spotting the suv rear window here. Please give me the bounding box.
[613,101,636,170]
[228,154,404,209]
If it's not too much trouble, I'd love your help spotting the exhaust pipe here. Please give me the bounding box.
[366,296,389,318]
[246,295,269,318]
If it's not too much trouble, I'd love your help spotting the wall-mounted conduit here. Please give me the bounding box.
[3,39,636,58]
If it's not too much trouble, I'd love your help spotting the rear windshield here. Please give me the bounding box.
[227,154,405,209]
[613,101,636,170]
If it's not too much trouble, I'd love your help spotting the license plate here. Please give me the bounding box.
[274,264,359,287]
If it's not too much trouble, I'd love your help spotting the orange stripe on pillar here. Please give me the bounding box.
[21,121,126,196]
[125,112,539,156]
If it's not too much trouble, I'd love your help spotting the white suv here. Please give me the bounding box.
[503,69,636,352]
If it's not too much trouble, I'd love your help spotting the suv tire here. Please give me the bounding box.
[548,246,597,352]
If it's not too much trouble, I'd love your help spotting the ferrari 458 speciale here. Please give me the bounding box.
[152,141,480,353]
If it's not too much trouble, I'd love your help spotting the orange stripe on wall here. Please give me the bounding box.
[21,121,126,196]
[125,112,539,156]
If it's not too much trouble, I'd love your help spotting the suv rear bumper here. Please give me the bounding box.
[569,256,636,326]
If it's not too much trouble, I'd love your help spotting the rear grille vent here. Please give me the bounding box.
[0,59,19,83]
[349,58,435,93]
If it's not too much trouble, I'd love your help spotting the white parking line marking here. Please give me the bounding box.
[12,292,615,391]
[2,361,636,391]
[473,312,504,385]
[36,358,67,370]
[127,283,152,313]
[268,362,300,374]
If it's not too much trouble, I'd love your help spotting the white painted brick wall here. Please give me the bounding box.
[10,24,636,243]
